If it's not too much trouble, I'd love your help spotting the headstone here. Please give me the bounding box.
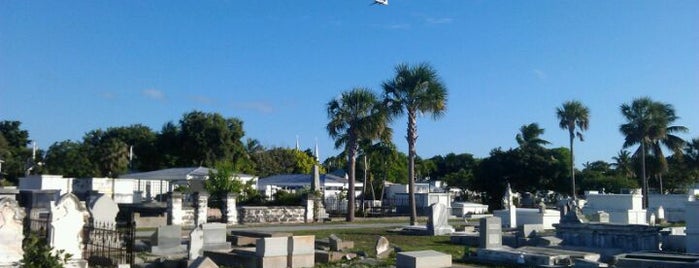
[426,203,455,235]
[375,236,391,259]
[151,225,184,254]
[589,211,610,223]
[305,198,314,223]
[560,200,587,223]
[287,235,315,268]
[168,192,184,225]
[202,223,229,250]
[223,193,237,225]
[49,193,89,262]
[396,250,452,268]
[194,192,209,226]
[329,234,342,251]
[502,183,513,209]
[657,206,665,222]
[649,213,656,226]
[188,226,204,259]
[188,256,219,268]
[521,224,544,238]
[479,217,502,249]
[0,197,25,266]
[88,194,119,227]
[507,204,517,228]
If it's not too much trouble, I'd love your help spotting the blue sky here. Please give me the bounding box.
[1,1,698,168]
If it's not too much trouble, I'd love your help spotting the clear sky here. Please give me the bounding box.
[1,1,697,168]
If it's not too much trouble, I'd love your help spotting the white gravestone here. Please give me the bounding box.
[0,197,25,266]
[427,203,455,235]
[89,195,119,227]
[189,226,204,260]
[49,194,89,264]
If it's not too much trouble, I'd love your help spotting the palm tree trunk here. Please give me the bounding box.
[347,143,357,222]
[361,155,368,214]
[569,131,576,200]
[407,110,418,226]
[641,141,648,209]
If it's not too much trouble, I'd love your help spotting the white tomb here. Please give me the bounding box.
[49,193,89,268]
[0,197,25,267]
[582,193,646,224]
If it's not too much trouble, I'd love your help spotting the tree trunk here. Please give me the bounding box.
[346,142,357,222]
[641,141,648,209]
[361,155,368,214]
[407,110,418,226]
[569,130,576,200]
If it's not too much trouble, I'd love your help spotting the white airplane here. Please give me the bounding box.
[372,0,388,6]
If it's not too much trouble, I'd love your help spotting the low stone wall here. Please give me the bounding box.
[239,206,306,224]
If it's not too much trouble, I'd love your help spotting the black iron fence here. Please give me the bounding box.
[82,220,136,267]
[24,217,49,241]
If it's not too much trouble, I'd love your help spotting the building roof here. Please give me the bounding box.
[118,167,211,181]
[258,172,359,188]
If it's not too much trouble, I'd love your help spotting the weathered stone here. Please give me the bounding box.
[194,192,209,226]
[555,222,661,251]
[256,237,288,257]
[329,234,342,251]
[427,203,455,235]
[168,192,184,225]
[396,250,452,268]
[0,197,25,266]
[88,195,119,227]
[188,256,219,268]
[49,194,89,261]
[223,194,237,225]
[375,236,391,259]
[479,217,502,249]
[522,224,544,238]
[589,211,610,223]
[202,223,229,250]
[151,225,184,254]
[188,226,204,260]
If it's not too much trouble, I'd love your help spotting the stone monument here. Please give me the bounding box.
[194,192,209,226]
[375,236,391,259]
[479,217,502,249]
[88,194,119,227]
[0,197,25,267]
[427,203,455,235]
[503,183,517,228]
[189,225,204,259]
[49,193,89,268]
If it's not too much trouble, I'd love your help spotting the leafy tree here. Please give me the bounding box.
[383,62,448,226]
[44,140,98,177]
[556,100,590,199]
[204,162,258,208]
[427,153,478,190]
[620,97,687,207]
[0,121,33,183]
[516,123,550,150]
[327,88,391,222]
[99,124,159,172]
[97,138,129,177]
[252,147,321,178]
[178,111,250,169]
[156,121,181,168]
[611,150,635,179]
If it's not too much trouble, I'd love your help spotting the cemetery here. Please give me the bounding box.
[3,171,699,268]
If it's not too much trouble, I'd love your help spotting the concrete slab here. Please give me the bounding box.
[396,250,452,268]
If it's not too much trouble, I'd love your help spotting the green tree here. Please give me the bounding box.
[383,62,448,226]
[556,100,590,199]
[620,97,687,207]
[327,88,391,222]
[0,121,33,183]
[611,150,635,179]
[204,162,258,208]
[97,138,129,177]
[44,140,98,177]
[251,147,320,178]
[177,111,251,171]
[516,123,550,150]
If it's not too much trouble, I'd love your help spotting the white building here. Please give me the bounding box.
[19,174,74,195]
[118,167,257,201]
[72,177,137,204]
[257,172,362,200]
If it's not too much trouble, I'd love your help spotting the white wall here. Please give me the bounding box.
[648,194,695,222]
[19,175,73,195]
[582,193,647,224]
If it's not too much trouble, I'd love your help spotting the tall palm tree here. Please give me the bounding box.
[516,123,550,150]
[383,62,447,226]
[327,88,391,222]
[620,97,687,207]
[556,100,590,200]
[611,150,635,179]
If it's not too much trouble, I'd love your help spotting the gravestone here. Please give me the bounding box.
[0,197,25,267]
[657,206,666,223]
[49,193,89,265]
[287,235,315,268]
[151,225,184,254]
[375,236,391,259]
[329,234,343,251]
[427,203,455,235]
[396,250,452,268]
[202,223,230,250]
[194,192,209,226]
[88,194,119,227]
[188,225,204,259]
[479,217,502,249]
[649,213,656,226]
[560,200,587,223]
[223,194,237,225]
[589,211,610,223]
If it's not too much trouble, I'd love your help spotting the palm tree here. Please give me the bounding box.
[383,62,447,226]
[611,150,635,179]
[556,100,590,200]
[516,123,550,149]
[620,97,687,207]
[327,88,391,222]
